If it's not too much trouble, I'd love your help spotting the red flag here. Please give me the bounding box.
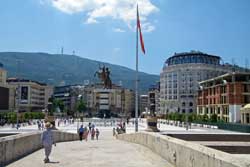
[137,5,145,54]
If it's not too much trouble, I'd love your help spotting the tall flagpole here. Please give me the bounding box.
[135,5,139,132]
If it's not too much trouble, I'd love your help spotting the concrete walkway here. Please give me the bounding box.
[7,130,172,167]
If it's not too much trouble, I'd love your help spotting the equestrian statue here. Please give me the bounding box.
[94,65,112,89]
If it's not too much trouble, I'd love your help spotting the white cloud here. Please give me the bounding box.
[141,22,155,32]
[44,0,158,32]
[113,47,121,52]
[113,28,125,33]
[52,0,94,14]
[86,17,98,24]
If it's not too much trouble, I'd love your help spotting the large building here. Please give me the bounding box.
[84,84,135,118]
[140,95,149,115]
[0,62,7,85]
[7,78,53,112]
[197,72,250,123]
[53,83,135,118]
[160,51,233,115]
[0,64,15,112]
[53,85,85,113]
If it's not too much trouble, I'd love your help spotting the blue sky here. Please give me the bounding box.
[0,0,250,75]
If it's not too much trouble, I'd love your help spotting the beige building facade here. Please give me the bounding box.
[83,84,135,118]
[241,104,250,124]
[7,78,53,112]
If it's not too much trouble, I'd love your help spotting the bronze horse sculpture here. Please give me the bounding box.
[94,65,112,89]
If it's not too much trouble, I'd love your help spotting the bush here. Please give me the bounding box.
[210,114,218,123]
[202,114,209,122]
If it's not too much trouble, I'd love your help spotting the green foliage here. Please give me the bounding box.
[0,112,45,124]
[196,115,203,122]
[168,113,174,120]
[164,114,168,120]
[165,112,220,124]
[202,114,209,122]
[49,98,65,115]
[210,114,218,123]
[77,99,86,113]
[188,113,197,122]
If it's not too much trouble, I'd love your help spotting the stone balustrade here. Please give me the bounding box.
[117,132,250,167]
[0,131,78,166]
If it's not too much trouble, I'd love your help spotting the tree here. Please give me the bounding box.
[188,113,197,122]
[77,99,86,116]
[202,114,208,122]
[49,98,65,116]
[210,114,218,123]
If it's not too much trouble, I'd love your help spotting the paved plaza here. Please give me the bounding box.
[1,119,248,166]
[0,119,242,134]
[5,125,172,167]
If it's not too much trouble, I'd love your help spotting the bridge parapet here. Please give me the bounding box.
[0,131,78,166]
[117,132,250,167]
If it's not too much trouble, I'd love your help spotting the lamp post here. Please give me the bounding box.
[16,60,21,130]
[76,94,83,133]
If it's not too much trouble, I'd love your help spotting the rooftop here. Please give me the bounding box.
[164,51,221,67]
[199,72,250,85]
[7,78,47,86]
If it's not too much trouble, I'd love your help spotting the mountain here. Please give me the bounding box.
[0,52,159,93]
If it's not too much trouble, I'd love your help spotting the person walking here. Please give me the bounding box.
[91,128,95,140]
[41,122,56,163]
[78,125,84,141]
[88,122,92,132]
[38,121,41,130]
[113,127,116,137]
[41,121,44,131]
[95,128,100,140]
[84,126,89,141]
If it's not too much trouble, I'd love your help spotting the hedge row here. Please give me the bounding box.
[0,112,45,124]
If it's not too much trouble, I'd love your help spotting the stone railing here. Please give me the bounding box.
[117,132,250,167]
[0,131,78,166]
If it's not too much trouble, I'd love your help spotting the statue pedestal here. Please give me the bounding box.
[45,115,55,128]
[145,116,160,132]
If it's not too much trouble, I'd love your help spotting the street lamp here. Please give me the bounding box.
[16,59,21,130]
[76,94,82,133]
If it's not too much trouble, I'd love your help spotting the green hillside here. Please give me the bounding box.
[0,52,159,93]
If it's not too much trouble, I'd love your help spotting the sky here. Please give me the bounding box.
[0,0,250,75]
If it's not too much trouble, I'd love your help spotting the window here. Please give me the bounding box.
[189,102,193,106]
[182,102,185,106]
